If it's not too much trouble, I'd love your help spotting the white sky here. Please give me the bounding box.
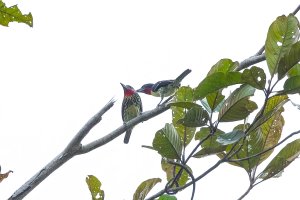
[1,0,300,199]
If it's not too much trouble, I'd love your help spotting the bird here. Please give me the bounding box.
[120,83,143,144]
[137,69,192,105]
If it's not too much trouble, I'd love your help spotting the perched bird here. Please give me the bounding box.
[120,83,143,144]
[137,69,191,105]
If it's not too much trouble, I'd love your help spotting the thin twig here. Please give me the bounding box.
[167,161,196,200]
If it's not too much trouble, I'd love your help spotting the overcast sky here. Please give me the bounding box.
[1,0,300,199]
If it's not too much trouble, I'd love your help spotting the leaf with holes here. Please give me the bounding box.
[278,41,300,80]
[86,175,104,200]
[265,14,299,76]
[242,66,266,90]
[153,123,183,160]
[171,86,196,146]
[0,1,33,27]
[218,85,257,122]
[260,139,300,180]
[194,72,243,100]
[161,159,191,187]
[177,106,209,127]
[133,178,161,200]
[250,95,288,132]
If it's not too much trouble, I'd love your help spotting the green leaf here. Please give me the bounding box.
[153,123,183,160]
[193,146,227,158]
[250,95,288,132]
[225,124,265,170]
[228,96,286,171]
[282,75,300,94]
[169,102,200,109]
[86,175,104,200]
[0,1,33,27]
[206,92,225,112]
[194,127,226,158]
[278,41,300,79]
[288,63,300,77]
[217,130,245,145]
[177,106,209,127]
[207,58,239,75]
[265,14,299,76]
[133,178,161,200]
[260,139,300,180]
[242,66,266,90]
[161,159,191,187]
[258,114,284,164]
[158,195,177,200]
[171,87,196,146]
[218,85,257,122]
[194,72,243,100]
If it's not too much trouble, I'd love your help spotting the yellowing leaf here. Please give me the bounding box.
[86,175,104,200]
[0,1,33,27]
[133,178,161,200]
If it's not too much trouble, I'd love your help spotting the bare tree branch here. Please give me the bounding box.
[78,104,170,154]
[9,99,170,200]
[236,54,266,71]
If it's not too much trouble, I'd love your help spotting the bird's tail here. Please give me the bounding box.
[173,69,192,87]
[123,129,132,144]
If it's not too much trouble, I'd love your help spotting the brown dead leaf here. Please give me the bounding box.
[0,170,13,183]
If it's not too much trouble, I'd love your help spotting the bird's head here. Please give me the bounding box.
[136,83,154,95]
[120,83,136,97]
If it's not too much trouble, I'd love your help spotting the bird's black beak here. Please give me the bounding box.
[136,88,143,93]
[120,83,126,90]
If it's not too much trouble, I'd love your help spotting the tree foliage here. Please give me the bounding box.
[3,2,300,200]
[0,0,33,27]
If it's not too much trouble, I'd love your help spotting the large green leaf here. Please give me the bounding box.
[177,106,209,127]
[171,87,196,146]
[259,139,300,180]
[153,123,183,160]
[250,95,288,132]
[217,130,245,145]
[207,58,239,75]
[281,75,300,94]
[278,41,300,79]
[218,85,257,122]
[193,127,227,158]
[202,59,237,110]
[86,175,104,200]
[265,14,299,76]
[0,1,33,27]
[194,72,243,100]
[225,124,265,170]
[206,91,225,112]
[258,114,284,164]
[133,178,161,200]
[288,63,300,77]
[242,66,266,90]
[161,158,191,187]
[193,145,227,158]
